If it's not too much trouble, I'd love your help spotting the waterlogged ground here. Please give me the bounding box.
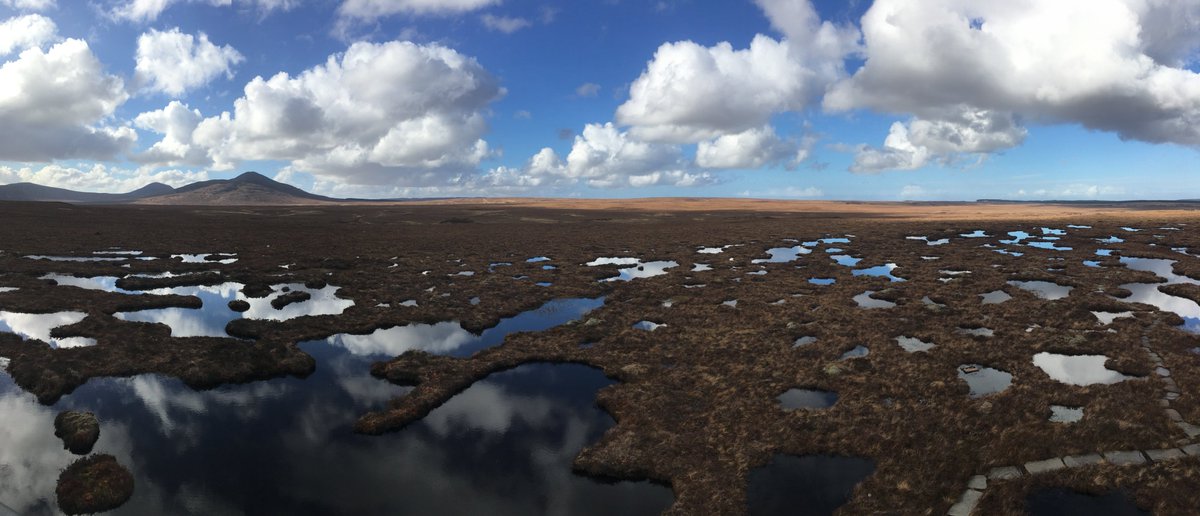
[1,202,1200,514]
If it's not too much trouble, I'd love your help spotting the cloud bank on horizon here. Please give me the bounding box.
[0,0,1197,200]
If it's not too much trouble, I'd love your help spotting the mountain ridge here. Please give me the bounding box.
[0,182,177,203]
[133,172,334,205]
[0,172,334,206]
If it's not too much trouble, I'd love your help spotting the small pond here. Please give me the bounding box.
[853,291,895,309]
[777,389,838,410]
[1007,281,1073,300]
[1032,353,1133,386]
[0,311,96,348]
[746,455,875,516]
[958,365,1012,397]
[895,336,934,353]
[328,297,604,358]
[1049,405,1084,423]
[0,354,672,515]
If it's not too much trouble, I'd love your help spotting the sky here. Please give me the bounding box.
[0,0,1198,201]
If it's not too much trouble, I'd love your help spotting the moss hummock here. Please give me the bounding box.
[54,411,99,455]
[56,454,134,515]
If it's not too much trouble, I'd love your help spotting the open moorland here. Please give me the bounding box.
[1,199,1199,515]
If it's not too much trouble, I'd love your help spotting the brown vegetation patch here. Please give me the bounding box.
[1159,283,1200,305]
[114,272,225,291]
[54,411,99,455]
[0,201,1199,514]
[56,454,134,515]
[270,290,311,309]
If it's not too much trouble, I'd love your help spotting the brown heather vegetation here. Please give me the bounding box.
[0,199,1199,514]
[55,454,134,515]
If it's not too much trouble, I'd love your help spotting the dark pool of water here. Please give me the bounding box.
[1050,405,1084,423]
[0,310,95,348]
[24,255,127,262]
[853,291,895,309]
[777,389,838,410]
[1114,257,1200,333]
[752,246,811,264]
[632,320,665,332]
[596,261,678,282]
[839,345,870,360]
[1008,280,1072,300]
[830,255,861,267]
[1027,241,1073,251]
[980,290,1012,304]
[0,347,672,515]
[852,263,905,282]
[326,297,605,358]
[115,283,355,338]
[895,336,934,353]
[0,294,664,514]
[746,455,875,515]
[1000,231,1032,244]
[1033,352,1132,386]
[1120,257,1199,285]
[1026,488,1147,516]
[958,365,1012,397]
[793,336,817,348]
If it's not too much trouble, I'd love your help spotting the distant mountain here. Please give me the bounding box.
[0,172,333,206]
[0,182,175,203]
[134,172,333,205]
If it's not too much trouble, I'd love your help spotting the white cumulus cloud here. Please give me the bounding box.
[0,39,135,161]
[0,14,56,56]
[111,0,298,23]
[695,125,812,169]
[480,123,715,189]
[0,163,207,192]
[1,0,55,10]
[563,123,708,188]
[135,27,243,96]
[616,0,858,144]
[828,0,1200,169]
[139,40,502,188]
[851,109,1026,172]
[132,101,210,167]
[112,0,172,21]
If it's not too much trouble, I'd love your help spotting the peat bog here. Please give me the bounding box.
[1,201,1200,514]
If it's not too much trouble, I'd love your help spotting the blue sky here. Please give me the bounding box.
[0,0,1197,200]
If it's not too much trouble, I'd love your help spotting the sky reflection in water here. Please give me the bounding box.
[1116,257,1200,332]
[0,311,95,348]
[0,347,671,515]
[1033,353,1133,386]
[115,283,355,337]
[327,297,604,358]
